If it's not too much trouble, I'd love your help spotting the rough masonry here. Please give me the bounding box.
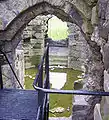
[0,0,109,119]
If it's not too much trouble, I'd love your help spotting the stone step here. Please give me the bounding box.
[49,61,68,66]
[49,57,68,61]
[49,56,68,66]
[49,59,68,63]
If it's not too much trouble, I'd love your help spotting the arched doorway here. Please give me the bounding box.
[0,1,84,117]
[0,1,83,89]
[0,1,105,120]
[22,14,83,117]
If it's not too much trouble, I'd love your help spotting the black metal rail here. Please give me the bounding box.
[0,54,4,89]
[33,43,50,120]
[33,43,109,120]
[33,86,109,96]
[0,63,3,89]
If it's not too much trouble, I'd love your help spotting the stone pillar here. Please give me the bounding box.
[67,23,90,71]
[1,39,25,89]
[100,71,109,120]
[2,50,18,88]
[15,44,25,88]
[94,104,102,120]
[72,26,104,120]
[81,28,104,119]
[100,40,109,119]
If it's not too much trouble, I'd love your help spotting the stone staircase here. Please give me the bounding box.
[49,55,68,66]
[49,47,69,67]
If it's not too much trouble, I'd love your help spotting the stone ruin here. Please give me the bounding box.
[22,15,90,70]
[0,0,109,119]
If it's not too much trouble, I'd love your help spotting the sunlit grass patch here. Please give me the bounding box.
[25,68,38,89]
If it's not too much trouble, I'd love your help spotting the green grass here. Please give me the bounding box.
[48,16,68,40]
[103,115,109,120]
[25,68,38,89]
[49,68,82,117]
[24,67,82,117]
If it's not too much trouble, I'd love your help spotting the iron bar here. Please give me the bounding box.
[44,93,49,120]
[42,95,47,120]
[44,43,50,89]
[33,72,40,85]
[36,106,41,120]
[33,43,50,120]
[33,85,109,96]
[44,43,49,120]
[38,64,44,120]
[0,64,3,89]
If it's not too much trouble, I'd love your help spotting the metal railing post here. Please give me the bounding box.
[0,63,3,89]
[33,43,50,120]
[38,64,44,120]
[45,43,50,89]
[44,43,50,120]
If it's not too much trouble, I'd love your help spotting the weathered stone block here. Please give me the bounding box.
[91,6,98,25]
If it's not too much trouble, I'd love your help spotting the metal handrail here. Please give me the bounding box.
[33,43,109,97]
[33,43,109,120]
[33,85,109,96]
[33,44,49,86]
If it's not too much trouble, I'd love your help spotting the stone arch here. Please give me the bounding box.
[0,1,84,51]
[0,1,106,119]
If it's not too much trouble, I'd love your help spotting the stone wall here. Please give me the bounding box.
[15,48,25,88]
[0,1,107,119]
[2,46,24,88]
[23,16,89,70]
[67,23,90,70]
[2,64,17,88]
[101,40,109,119]
[46,38,69,66]
[22,15,70,68]
[22,15,48,68]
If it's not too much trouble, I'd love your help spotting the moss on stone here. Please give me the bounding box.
[0,19,3,29]
[30,55,41,67]
[24,68,82,117]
